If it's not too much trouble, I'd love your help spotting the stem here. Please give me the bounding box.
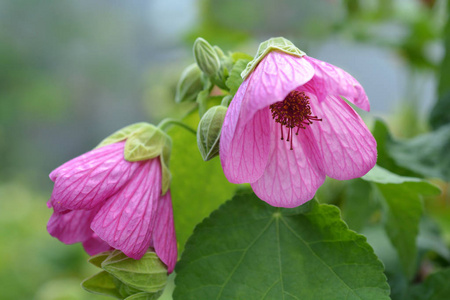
[157,118,196,135]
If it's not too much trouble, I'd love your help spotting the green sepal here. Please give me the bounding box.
[124,291,163,300]
[81,270,123,299]
[101,250,168,294]
[193,37,221,77]
[197,105,227,161]
[96,123,149,149]
[88,251,112,268]
[175,63,203,103]
[241,37,306,80]
[96,122,172,195]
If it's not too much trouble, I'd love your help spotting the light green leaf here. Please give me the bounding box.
[168,113,236,252]
[225,59,250,95]
[81,271,122,299]
[408,269,450,300]
[102,251,168,293]
[174,192,390,300]
[124,124,170,162]
[362,165,440,279]
[241,37,306,80]
[175,63,203,104]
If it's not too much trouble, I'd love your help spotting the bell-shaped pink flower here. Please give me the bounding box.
[47,141,177,273]
[220,49,377,208]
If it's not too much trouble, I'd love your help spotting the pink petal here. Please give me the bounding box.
[251,118,326,208]
[307,94,377,179]
[152,191,177,273]
[239,51,315,126]
[91,158,161,260]
[220,92,271,183]
[47,208,98,244]
[304,56,370,111]
[82,233,113,256]
[50,142,141,212]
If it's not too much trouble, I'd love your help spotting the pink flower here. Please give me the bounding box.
[220,50,377,208]
[47,141,177,273]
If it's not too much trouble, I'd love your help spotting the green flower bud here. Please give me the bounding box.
[82,250,167,300]
[175,63,203,103]
[197,105,228,161]
[193,37,221,77]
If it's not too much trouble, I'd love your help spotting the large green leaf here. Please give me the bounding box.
[168,114,236,252]
[174,192,390,300]
[372,119,450,182]
[362,165,440,279]
[408,269,450,300]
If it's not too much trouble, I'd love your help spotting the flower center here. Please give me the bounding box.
[269,90,322,150]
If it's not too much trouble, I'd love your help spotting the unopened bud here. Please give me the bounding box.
[197,105,227,161]
[82,250,168,299]
[193,38,221,77]
[175,63,203,103]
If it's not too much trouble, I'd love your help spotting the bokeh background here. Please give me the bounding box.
[0,0,448,299]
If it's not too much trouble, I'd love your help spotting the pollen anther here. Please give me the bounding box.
[269,91,322,150]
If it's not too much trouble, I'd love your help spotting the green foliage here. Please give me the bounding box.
[225,59,250,94]
[168,114,236,252]
[372,119,450,182]
[362,165,440,279]
[174,192,390,300]
[408,269,450,300]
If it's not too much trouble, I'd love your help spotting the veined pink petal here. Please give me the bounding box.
[307,94,377,179]
[47,208,98,244]
[220,97,271,183]
[82,233,113,256]
[239,51,315,126]
[251,119,326,208]
[50,142,141,212]
[152,191,177,273]
[304,56,370,111]
[91,158,161,260]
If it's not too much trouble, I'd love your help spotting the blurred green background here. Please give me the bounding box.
[0,0,449,299]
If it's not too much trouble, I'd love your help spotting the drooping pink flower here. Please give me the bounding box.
[220,48,377,208]
[47,141,177,273]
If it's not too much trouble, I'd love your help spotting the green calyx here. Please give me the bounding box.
[175,63,203,103]
[241,37,306,80]
[96,123,172,194]
[82,250,168,299]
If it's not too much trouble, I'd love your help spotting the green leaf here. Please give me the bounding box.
[362,165,440,279]
[388,124,450,182]
[101,251,168,293]
[371,120,420,177]
[341,179,378,231]
[430,91,450,130]
[81,271,122,299]
[408,269,450,300]
[174,192,390,300]
[372,119,450,182]
[225,59,250,95]
[168,113,235,252]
